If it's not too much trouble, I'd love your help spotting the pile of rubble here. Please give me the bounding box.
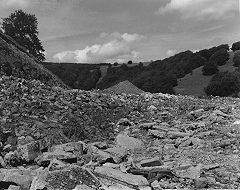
[103,81,144,95]
[0,76,240,189]
[0,32,67,89]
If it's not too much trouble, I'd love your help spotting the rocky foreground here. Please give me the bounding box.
[0,76,240,190]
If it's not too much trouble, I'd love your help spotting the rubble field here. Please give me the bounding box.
[0,75,240,190]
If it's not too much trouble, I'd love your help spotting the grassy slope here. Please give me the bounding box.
[96,65,109,87]
[174,51,236,96]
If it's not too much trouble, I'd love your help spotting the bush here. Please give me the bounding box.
[128,60,133,64]
[202,62,218,76]
[183,54,207,74]
[198,44,229,60]
[138,62,143,67]
[209,48,229,66]
[233,52,240,67]
[205,71,240,96]
[231,41,240,51]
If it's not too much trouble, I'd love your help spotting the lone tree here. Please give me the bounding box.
[1,10,45,61]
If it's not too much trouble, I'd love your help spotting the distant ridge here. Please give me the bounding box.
[103,80,145,94]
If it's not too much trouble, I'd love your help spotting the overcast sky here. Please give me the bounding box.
[0,0,239,63]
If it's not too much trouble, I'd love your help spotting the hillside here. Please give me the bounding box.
[174,51,237,96]
[43,62,104,90]
[40,44,235,96]
[0,32,67,89]
[98,45,229,94]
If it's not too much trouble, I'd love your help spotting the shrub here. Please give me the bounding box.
[231,41,240,51]
[198,44,229,60]
[205,71,240,96]
[202,61,218,76]
[183,54,207,74]
[209,48,229,66]
[138,62,143,67]
[233,52,240,67]
[128,60,133,64]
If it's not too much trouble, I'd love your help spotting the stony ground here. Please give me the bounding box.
[0,76,240,190]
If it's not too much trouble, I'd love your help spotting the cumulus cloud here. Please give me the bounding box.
[157,0,237,20]
[166,49,177,57]
[0,0,29,8]
[53,32,144,63]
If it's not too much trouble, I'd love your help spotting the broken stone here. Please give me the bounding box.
[194,177,208,189]
[8,185,21,190]
[51,141,85,153]
[167,131,191,139]
[17,136,27,145]
[105,146,128,163]
[188,109,204,119]
[139,123,156,130]
[92,141,108,149]
[47,158,67,171]
[87,145,112,164]
[116,134,144,151]
[138,157,163,168]
[3,172,33,190]
[94,166,149,187]
[4,152,21,167]
[0,156,6,168]
[45,166,100,189]
[36,150,77,167]
[176,164,202,180]
[117,118,132,127]
[17,141,41,162]
[151,180,160,189]
[149,130,165,138]
[147,105,157,112]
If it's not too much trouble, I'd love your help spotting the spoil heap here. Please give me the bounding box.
[0,32,67,88]
[103,80,144,94]
[0,75,240,189]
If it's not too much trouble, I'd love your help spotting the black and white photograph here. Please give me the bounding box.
[0,0,240,189]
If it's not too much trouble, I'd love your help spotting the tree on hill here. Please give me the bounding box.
[231,41,240,51]
[113,62,118,66]
[205,71,240,97]
[233,52,240,67]
[128,60,133,64]
[138,62,143,68]
[197,44,229,60]
[1,10,45,61]
[209,48,229,66]
[202,61,218,76]
[183,54,207,74]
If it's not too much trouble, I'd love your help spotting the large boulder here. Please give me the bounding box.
[16,141,41,162]
[116,134,144,151]
[30,165,100,190]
